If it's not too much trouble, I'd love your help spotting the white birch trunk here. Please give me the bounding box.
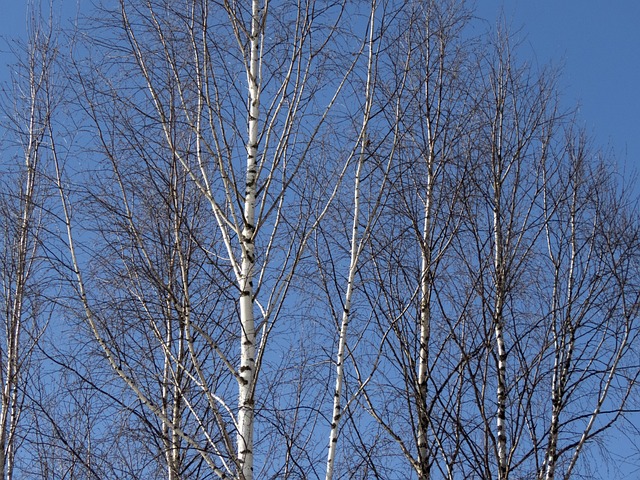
[0,167,33,480]
[542,191,577,480]
[324,155,362,480]
[493,288,508,480]
[237,2,262,478]
[325,7,376,478]
[417,153,434,480]
[493,156,508,480]
[0,176,33,480]
[490,80,509,478]
[0,56,43,479]
[417,26,437,473]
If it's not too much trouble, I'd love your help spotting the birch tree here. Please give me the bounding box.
[536,129,640,480]
[449,32,640,480]
[3,1,635,478]
[323,3,378,478]
[54,0,375,478]
[464,32,559,479]
[312,1,420,477]
[349,1,480,477]
[0,5,56,477]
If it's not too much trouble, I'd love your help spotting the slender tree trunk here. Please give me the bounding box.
[325,5,376,478]
[324,151,363,480]
[543,162,577,480]
[493,165,508,480]
[0,59,43,479]
[491,80,509,479]
[237,2,262,478]
[417,154,434,480]
[493,286,508,480]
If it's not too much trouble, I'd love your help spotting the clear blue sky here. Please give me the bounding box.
[475,0,640,178]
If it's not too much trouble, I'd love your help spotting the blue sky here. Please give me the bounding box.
[475,0,640,178]
[2,1,638,175]
[0,0,638,477]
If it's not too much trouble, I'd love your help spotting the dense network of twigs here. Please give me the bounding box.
[0,1,638,479]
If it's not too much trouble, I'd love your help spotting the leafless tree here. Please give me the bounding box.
[53,0,378,478]
[0,5,57,477]
[0,1,636,479]
[535,129,640,480]
[452,29,561,479]
[347,1,479,478]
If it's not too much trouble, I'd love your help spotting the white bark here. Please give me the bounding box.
[324,153,361,480]
[542,184,578,480]
[493,195,508,480]
[0,13,52,478]
[417,164,433,479]
[490,64,509,479]
[38,2,640,478]
[237,2,263,478]
[324,5,376,479]
[79,2,366,477]
[0,131,36,480]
